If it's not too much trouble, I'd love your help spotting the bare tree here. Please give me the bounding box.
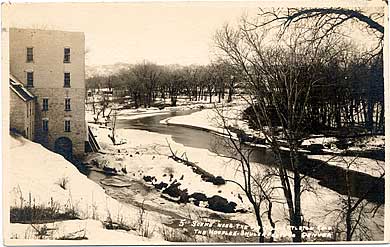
[326,156,385,241]
[214,18,345,242]
[109,109,118,145]
[256,7,384,57]
[126,61,162,108]
[212,105,277,243]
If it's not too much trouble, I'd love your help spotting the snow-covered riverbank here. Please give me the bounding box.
[161,104,254,139]
[164,107,385,178]
[86,106,384,241]
[7,135,167,244]
[9,102,383,243]
[85,97,243,124]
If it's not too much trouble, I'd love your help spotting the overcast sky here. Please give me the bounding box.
[4,2,263,66]
[3,2,384,67]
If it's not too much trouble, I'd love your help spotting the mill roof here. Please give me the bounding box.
[9,74,35,101]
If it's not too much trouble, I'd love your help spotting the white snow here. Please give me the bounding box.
[87,117,384,242]
[308,154,384,178]
[302,136,339,146]
[7,135,167,244]
[8,100,384,243]
[162,104,257,140]
[165,107,385,178]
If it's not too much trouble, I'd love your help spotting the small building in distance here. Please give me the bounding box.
[9,74,35,141]
[9,28,86,158]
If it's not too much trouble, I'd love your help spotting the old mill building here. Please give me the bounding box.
[9,28,87,158]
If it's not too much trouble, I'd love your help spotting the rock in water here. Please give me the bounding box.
[154,182,168,190]
[207,195,236,213]
[162,182,182,198]
[190,192,207,201]
[143,175,155,183]
[212,176,226,185]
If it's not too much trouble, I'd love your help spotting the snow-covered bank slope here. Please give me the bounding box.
[6,135,166,244]
[88,122,384,241]
[164,107,385,178]
[162,105,256,138]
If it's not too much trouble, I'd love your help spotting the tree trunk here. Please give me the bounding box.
[292,169,302,242]
[148,91,153,107]
[346,168,352,241]
[92,101,96,115]
[335,103,341,129]
[355,102,360,125]
[350,101,355,126]
[228,87,233,103]
[366,98,374,132]
[134,92,139,108]
[378,102,384,131]
[346,208,352,241]
[254,208,265,243]
[267,201,275,242]
[171,96,177,106]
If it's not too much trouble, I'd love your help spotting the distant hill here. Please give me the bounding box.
[86,63,132,78]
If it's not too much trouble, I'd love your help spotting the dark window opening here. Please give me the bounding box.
[64,73,71,88]
[65,98,71,111]
[26,47,33,62]
[42,98,48,111]
[64,120,71,132]
[42,119,49,132]
[64,48,71,63]
[27,72,34,87]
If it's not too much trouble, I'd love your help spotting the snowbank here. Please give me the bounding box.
[165,107,385,178]
[88,122,385,242]
[85,96,240,124]
[308,154,384,178]
[7,135,167,244]
[162,105,256,139]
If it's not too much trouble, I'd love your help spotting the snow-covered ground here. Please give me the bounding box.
[165,107,385,178]
[85,94,243,124]
[7,135,168,244]
[87,115,384,242]
[8,100,384,243]
[308,155,384,178]
[161,104,262,143]
[87,124,248,209]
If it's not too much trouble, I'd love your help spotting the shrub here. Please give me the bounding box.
[31,224,50,239]
[160,227,192,242]
[102,214,135,232]
[10,196,79,224]
[138,220,153,238]
[136,200,154,238]
[56,177,70,190]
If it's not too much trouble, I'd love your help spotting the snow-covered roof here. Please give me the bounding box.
[9,74,35,101]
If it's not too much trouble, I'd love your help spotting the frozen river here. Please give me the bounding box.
[113,109,384,204]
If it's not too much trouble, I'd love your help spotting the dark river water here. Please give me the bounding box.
[78,109,384,207]
[116,110,219,150]
[112,109,385,204]
[115,110,277,166]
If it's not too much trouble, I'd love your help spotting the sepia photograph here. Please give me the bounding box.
[1,1,388,245]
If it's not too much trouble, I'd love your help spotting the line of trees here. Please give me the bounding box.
[252,7,385,134]
[241,41,384,135]
[213,6,384,242]
[86,61,239,108]
[84,6,384,243]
